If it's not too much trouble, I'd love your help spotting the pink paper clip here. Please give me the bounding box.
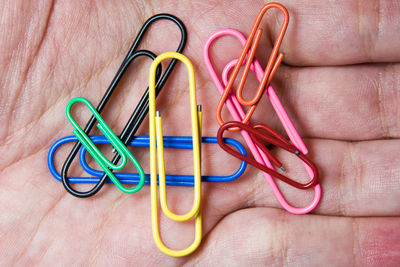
[203,28,321,214]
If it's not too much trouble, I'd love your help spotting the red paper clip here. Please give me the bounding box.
[217,121,318,190]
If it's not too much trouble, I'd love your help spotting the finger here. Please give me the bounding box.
[195,61,400,141]
[189,208,400,265]
[161,0,400,66]
[258,62,400,140]
[217,138,400,217]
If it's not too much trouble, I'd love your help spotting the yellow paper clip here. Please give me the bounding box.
[149,52,202,257]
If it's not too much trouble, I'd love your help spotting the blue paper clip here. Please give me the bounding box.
[48,135,247,186]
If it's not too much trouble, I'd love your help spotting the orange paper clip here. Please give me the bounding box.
[216,2,289,130]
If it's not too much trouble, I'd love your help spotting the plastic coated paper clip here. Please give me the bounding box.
[47,135,247,186]
[66,97,145,194]
[215,2,289,131]
[149,52,202,257]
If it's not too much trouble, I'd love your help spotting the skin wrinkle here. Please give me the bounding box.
[182,223,207,265]
[354,144,364,213]
[344,142,362,216]
[345,142,356,216]
[3,68,21,144]
[8,1,55,137]
[265,209,281,265]
[338,143,346,216]
[202,185,230,217]
[24,154,65,200]
[246,169,262,208]
[206,222,220,261]
[394,64,400,135]
[88,193,126,267]
[351,218,360,266]
[376,0,382,39]
[376,66,388,137]
[388,63,399,137]
[2,115,36,148]
[4,20,147,154]
[5,36,27,143]
[186,208,241,265]
[14,190,66,265]
[1,116,62,170]
[279,211,289,266]
[0,137,45,172]
[36,238,54,265]
[357,0,370,61]
[141,0,156,16]
[360,0,380,62]
[193,205,272,264]
[2,12,128,147]
[2,146,61,198]
[191,1,220,22]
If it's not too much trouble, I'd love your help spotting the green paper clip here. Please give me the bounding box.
[66,97,145,193]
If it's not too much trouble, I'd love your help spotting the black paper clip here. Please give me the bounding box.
[61,14,187,198]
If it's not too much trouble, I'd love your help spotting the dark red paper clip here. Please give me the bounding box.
[217,121,318,190]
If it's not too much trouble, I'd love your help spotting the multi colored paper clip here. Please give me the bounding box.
[203,2,321,215]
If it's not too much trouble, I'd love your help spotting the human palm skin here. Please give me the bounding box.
[1,0,399,265]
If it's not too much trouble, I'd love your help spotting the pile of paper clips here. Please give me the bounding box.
[47,3,321,257]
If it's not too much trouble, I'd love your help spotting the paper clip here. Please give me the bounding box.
[66,97,145,193]
[217,121,318,190]
[215,3,288,130]
[47,135,247,185]
[61,14,187,198]
[203,28,321,214]
[149,52,201,257]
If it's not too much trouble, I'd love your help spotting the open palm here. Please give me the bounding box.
[1,0,399,265]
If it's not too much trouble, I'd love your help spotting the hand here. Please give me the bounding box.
[1,0,399,265]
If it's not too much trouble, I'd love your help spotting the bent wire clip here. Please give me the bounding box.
[217,121,318,190]
[61,14,187,198]
[215,2,289,131]
[149,52,202,257]
[66,97,145,193]
[47,135,247,186]
[203,27,321,214]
